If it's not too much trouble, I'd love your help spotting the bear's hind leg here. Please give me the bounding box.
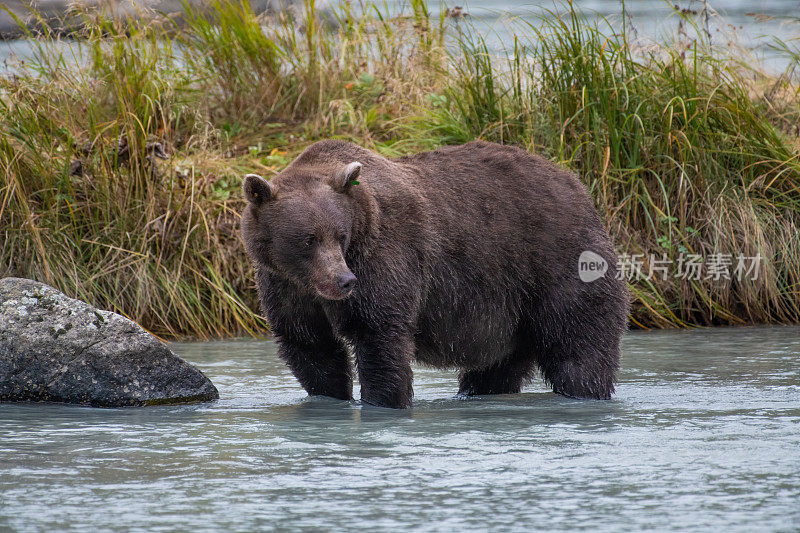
[539,347,616,400]
[533,286,626,400]
[457,340,537,397]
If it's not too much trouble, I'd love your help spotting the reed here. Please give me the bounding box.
[1,0,798,337]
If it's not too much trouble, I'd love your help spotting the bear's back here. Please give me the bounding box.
[389,141,608,267]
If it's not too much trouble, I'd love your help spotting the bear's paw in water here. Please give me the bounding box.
[0,277,219,407]
[241,140,629,409]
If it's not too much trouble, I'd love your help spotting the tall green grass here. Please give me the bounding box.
[1,0,798,337]
[424,7,800,326]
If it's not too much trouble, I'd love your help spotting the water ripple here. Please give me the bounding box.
[1,326,799,531]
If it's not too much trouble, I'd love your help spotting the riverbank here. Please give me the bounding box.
[0,0,287,38]
[1,0,799,338]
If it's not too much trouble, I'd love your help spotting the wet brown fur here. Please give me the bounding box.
[241,140,629,408]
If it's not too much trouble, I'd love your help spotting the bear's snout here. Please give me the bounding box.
[336,272,357,294]
[312,243,357,300]
[314,269,357,300]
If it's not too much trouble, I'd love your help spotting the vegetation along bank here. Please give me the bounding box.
[1,0,798,337]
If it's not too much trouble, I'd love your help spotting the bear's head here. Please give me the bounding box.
[240,161,366,300]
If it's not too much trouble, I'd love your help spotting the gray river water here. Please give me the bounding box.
[1,1,799,71]
[1,326,799,531]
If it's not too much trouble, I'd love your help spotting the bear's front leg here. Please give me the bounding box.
[353,329,414,409]
[277,336,353,401]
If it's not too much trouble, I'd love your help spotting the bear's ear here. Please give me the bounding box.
[332,161,362,193]
[243,174,272,204]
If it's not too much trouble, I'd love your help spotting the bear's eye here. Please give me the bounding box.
[338,234,346,244]
[304,235,316,247]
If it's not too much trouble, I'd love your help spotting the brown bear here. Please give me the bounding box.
[241,140,629,409]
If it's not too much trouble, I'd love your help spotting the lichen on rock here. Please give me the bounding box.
[0,277,219,407]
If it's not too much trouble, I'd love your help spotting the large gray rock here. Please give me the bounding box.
[0,277,219,407]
